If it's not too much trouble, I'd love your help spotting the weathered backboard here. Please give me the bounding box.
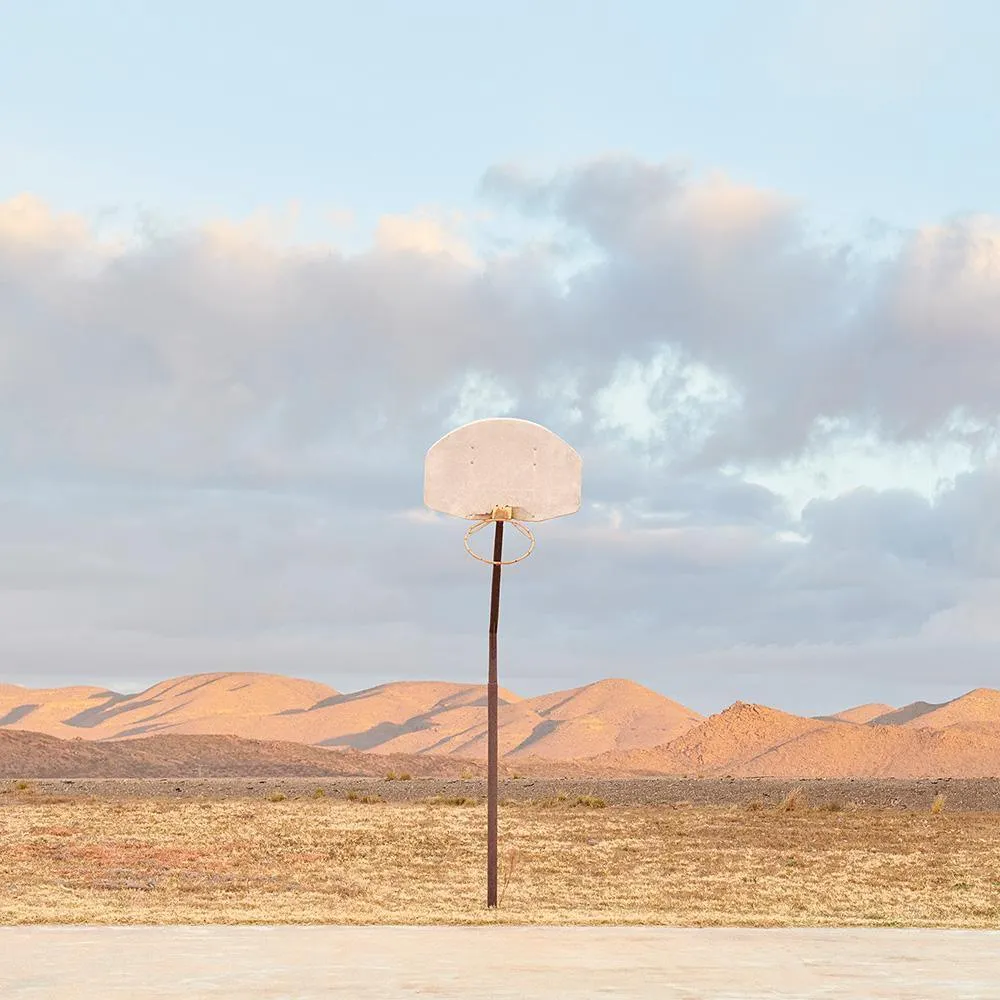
[424,418,582,522]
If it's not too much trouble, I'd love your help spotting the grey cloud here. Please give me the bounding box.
[802,488,947,562]
[484,159,1000,466]
[2,165,1000,702]
[4,168,1000,484]
[801,467,1000,577]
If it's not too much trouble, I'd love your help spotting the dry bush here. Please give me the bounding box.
[780,788,804,812]
[574,795,606,809]
[312,788,326,799]
[531,793,569,808]
[498,847,519,906]
[932,794,947,815]
[267,791,286,803]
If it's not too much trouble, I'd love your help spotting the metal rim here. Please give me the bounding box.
[463,518,535,565]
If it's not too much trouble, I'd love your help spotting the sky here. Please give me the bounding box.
[2,0,1000,716]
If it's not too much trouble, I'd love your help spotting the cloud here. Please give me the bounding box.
[375,209,478,266]
[2,156,1000,703]
[484,159,1000,466]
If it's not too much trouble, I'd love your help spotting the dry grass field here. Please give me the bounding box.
[2,783,999,927]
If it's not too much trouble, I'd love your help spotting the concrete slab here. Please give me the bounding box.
[0,926,998,999]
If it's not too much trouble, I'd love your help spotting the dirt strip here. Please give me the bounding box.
[7,775,1000,810]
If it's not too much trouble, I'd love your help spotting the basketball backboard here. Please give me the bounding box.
[423,418,582,522]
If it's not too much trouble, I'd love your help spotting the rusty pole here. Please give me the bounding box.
[487,519,503,908]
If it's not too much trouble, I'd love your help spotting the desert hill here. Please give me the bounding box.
[601,693,1000,779]
[365,678,702,760]
[0,729,483,780]
[0,672,701,762]
[0,729,633,781]
[822,703,896,724]
[0,684,116,736]
[736,721,1000,779]
[523,677,703,756]
[861,690,1000,729]
[0,673,339,742]
[593,702,831,775]
[2,673,999,778]
[868,701,944,727]
[884,689,1000,730]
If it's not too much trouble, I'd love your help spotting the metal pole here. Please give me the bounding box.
[487,519,503,908]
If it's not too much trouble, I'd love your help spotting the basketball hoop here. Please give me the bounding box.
[463,511,535,566]
[423,417,582,909]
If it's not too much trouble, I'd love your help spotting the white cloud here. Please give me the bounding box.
[2,155,1000,704]
[446,370,517,427]
[375,208,479,266]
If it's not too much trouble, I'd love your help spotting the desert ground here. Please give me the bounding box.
[3,780,999,927]
[9,775,1000,810]
[3,670,999,930]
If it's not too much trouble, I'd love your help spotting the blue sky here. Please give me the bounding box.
[2,1,1000,715]
[4,0,998,234]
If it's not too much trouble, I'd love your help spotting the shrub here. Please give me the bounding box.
[574,795,606,809]
[267,791,287,803]
[780,788,803,812]
[312,788,326,799]
[530,793,569,808]
[931,794,946,814]
[498,847,519,906]
[398,773,412,781]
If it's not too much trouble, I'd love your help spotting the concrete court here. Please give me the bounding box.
[1,926,998,999]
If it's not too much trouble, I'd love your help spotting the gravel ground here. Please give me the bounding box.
[11,775,1000,810]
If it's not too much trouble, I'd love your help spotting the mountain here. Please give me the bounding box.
[0,672,702,762]
[830,690,1000,730]
[892,688,1000,730]
[0,673,339,741]
[3,673,1000,776]
[0,683,115,736]
[522,678,703,756]
[595,702,829,775]
[737,722,1000,779]
[287,681,523,752]
[0,729,486,779]
[868,701,944,727]
[594,691,1000,778]
[313,678,701,760]
[822,702,896,724]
